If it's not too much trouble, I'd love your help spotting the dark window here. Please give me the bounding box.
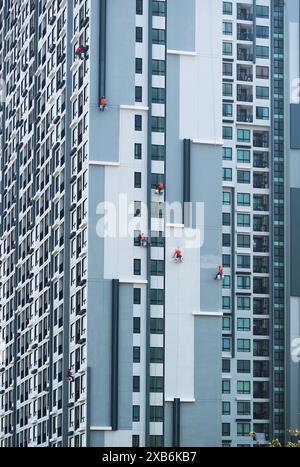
[152,60,165,76]
[132,435,140,447]
[135,115,142,131]
[133,405,140,421]
[134,172,142,188]
[150,376,164,392]
[136,0,143,15]
[133,288,141,304]
[135,86,142,103]
[223,234,231,247]
[133,376,140,392]
[152,116,165,133]
[152,145,165,160]
[135,143,142,160]
[223,213,231,226]
[136,27,143,43]
[150,289,164,305]
[133,317,141,333]
[150,318,164,334]
[222,423,231,436]
[150,347,164,363]
[135,58,143,74]
[150,406,164,422]
[222,359,231,373]
[134,259,141,275]
[152,29,166,44]
[150,260,164,276]
[152,87,165,103]
[152,0,166,16]
[133,346,140,363]
[237,360,251,373]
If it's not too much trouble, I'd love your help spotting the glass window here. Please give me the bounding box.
[222,359,231,373]
[256,86,269,99]
[152,29,166,44]
[237,401,251,415]
[133,317,141,333]
[237,296,251,310]
[150,347,164,363]
[135,143,142,160]
[222,380,231,394]
[223,103,233,117]
[223,62,233,76]
[223,316,231,330]
[134,259,141,275]
[152,60,165,76]
[237,193,250,206]
[237,318,251,331]
[223,337,231,352]
[237,339,251,352]
[136,27,143,43]
[256,107,269,120]
[256,5,269,18]
[256,46,269,59]
[237,381,251,394]
[237,423,251,437]
[223,234,231,247]
[237,129,250,142]
[136,0,143,15]
[150,406,164,422]
[135,86,142,102]
[223,255,231,267]
[135,57,143,74]
[133,376,140,392]
[237,234,250,248]
[237,360,251,374]
[152,1,166,16]
[223,168,232,181]
[256,25,269,38]
[150,318,164,334]
[152,145,165,161]
[223,296,231,310]
[223,213,231,226]
[237,214,250,227]
[223,147,232,160]
[133,346,140,363]
[152,87,165,103]
[256,66,269,79]
[223,2,232,15]
[223,42,233,56]
[222,423,231,436]
[223,275,231,289]
[223,126,233,139]
[237,149,250,163]
[223,22,233,35]
[152,116,165,133]
[133,405,140,421]
[134,172,142,188]
[223,192,231,205]
[222,402,231,415]
[150,376,164,392]
[135,115,142,131]
[133,288,141,304]
[237,276,251,289]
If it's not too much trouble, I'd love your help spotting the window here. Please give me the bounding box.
[152,116,165,133]
[222,402,231,415]
[223,103,233,117]
[135,58,143,74]
[223,42,232,56]
[150,406,164,422]
[223,168,232,181]
[135,143,142,160]
[237,129,250,142]
[135,115,142,131]
[222,380,231,394]
[134,259,141,276]
[223,255,231,267]
[237,149,250,163]
[222,423,231,436]
[237,256,251,271]
[136,27,143,42]
[237,423,251,437]
[133,347,140,363]
[223,234,231,247]
[223,275,231,289]
[150,289,164,305]
[223,22,232,35]
[223,317,231,331]
[237,381,251,394]
[256,5,269,18]
[223,62,233,77]
[152,29,166,44]
[134,172,142,188]
[237,214,250,227]
[223,191,231,206]
[237,296,251,310]
[222,359,231,373]
[237,193,250,206]
[223,148,232,161]
[237,234,250,248]
[223,126,232,139]
[135,86,142,102]
[256,25,269,39]
[237,275,250,290]
[256,66,269,79]
[152,87,165,103]
[256,107,269,120]
[150,318,164,334]
[136,0,143,15]
[152,1,166,16]
[223,213,231,226]
[133,317,141,334]
[150,376,164,392]
[152,60,165,76]
[223,2,232,15]
[237,360,251,373]
[150,347,163,363]
[237,339,251,352]
[222,296,231,310]
[151,260,164,276]
[133,405,140,422]
[223,337,231,352]
[133,288,141,304]
[132,435,140,447]
[149,436,164,447]
[256,86,269,99]
[237,401,251,415]
[133,376,140,392]
[237,318,251,331]
[256,46,269,59]
[152,145,165,160]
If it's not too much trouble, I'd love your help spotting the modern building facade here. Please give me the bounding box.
[0,0,223,448]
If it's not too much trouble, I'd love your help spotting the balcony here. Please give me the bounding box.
[254,132,269,148]
[253,237,269,254]
[254,361,269,378]
[254,382,269,399]
[237,50,253,62]
[253,195,269,212]
[237,92,253,102]
[253,298,269,316]
[253,258,269,274]
[253,216,269,233]
[253,173,269,189]
[237,27,253,42]
[237,106,253,123]
[253,340,269,357]
[253,152,269,169]
[254,319,269,336]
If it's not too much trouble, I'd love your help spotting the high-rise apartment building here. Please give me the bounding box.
[0,0,223,447]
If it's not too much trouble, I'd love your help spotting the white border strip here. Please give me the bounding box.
[119,279,148,285]
[166,223,185,229]
[165,398,196,403]
[167,49,197,57]
[120,105,149,111]
[90,426,112,431]
[192,139,224,146]
[89,160,120,167]
[192,311,223,317]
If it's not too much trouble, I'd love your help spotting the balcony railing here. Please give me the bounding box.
[237,31,253,41]
[237,51,253,62]
[237,113,253,122]
[237,10,253,21]
[237,93,253,102]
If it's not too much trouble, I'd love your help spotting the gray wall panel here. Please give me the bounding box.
[167,0,196,52]
[291,188,300,296]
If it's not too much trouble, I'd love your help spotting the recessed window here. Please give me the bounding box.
[223,337,231,352]
[237,170,250,184]
[223,83,233,97]
[223,234,231,247]
[150,406,164,422]
[237,234,250,248]
[152,60,165,76]
[256,86,269,99]
[133,288,141,304]
[223,191,231,205]
[152,0,166,16]
[152,145,165,161]
[222,359,231,373]
[222,380,231,394]
[135,115,142,131]
[237,339,251,353]
[256,25,269,39]
[223,147,232,160]
[223,42,232,56]
[150,318,164,334]
[256,5,269,18]
[223,62,233,76]
[135,143,142,160]
[150,347,163,363]
[134,259,141,275]
[223,2,232,15]
[237,129,250,142]
[222,296,231,310]
[136,0,143,15]
[134,172,142,188]
[237,213,250,227]
[223,126,232,139]
[133,405,140,422]
[135,57,143,74]
[256,66,269,79]
[222,402,231,415]
[133,346,140,363]
[133,376,140,392]
[136,27,143,43]
[223,316,231,330]
[223,103,233,118]
[222,423,231,436]
[237,193,250,206]
[135,86,142,103]
[152,29,166,45]
[223,168,232,181]
[223,22,232,35]
[256,106,269,120]
[237,149,250,163]
[237,360,251,373]
[133,317,141,333]
[223,213,231,226]
[152,116,165,133]
[237,381,251,394]
[152,87,165,103]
